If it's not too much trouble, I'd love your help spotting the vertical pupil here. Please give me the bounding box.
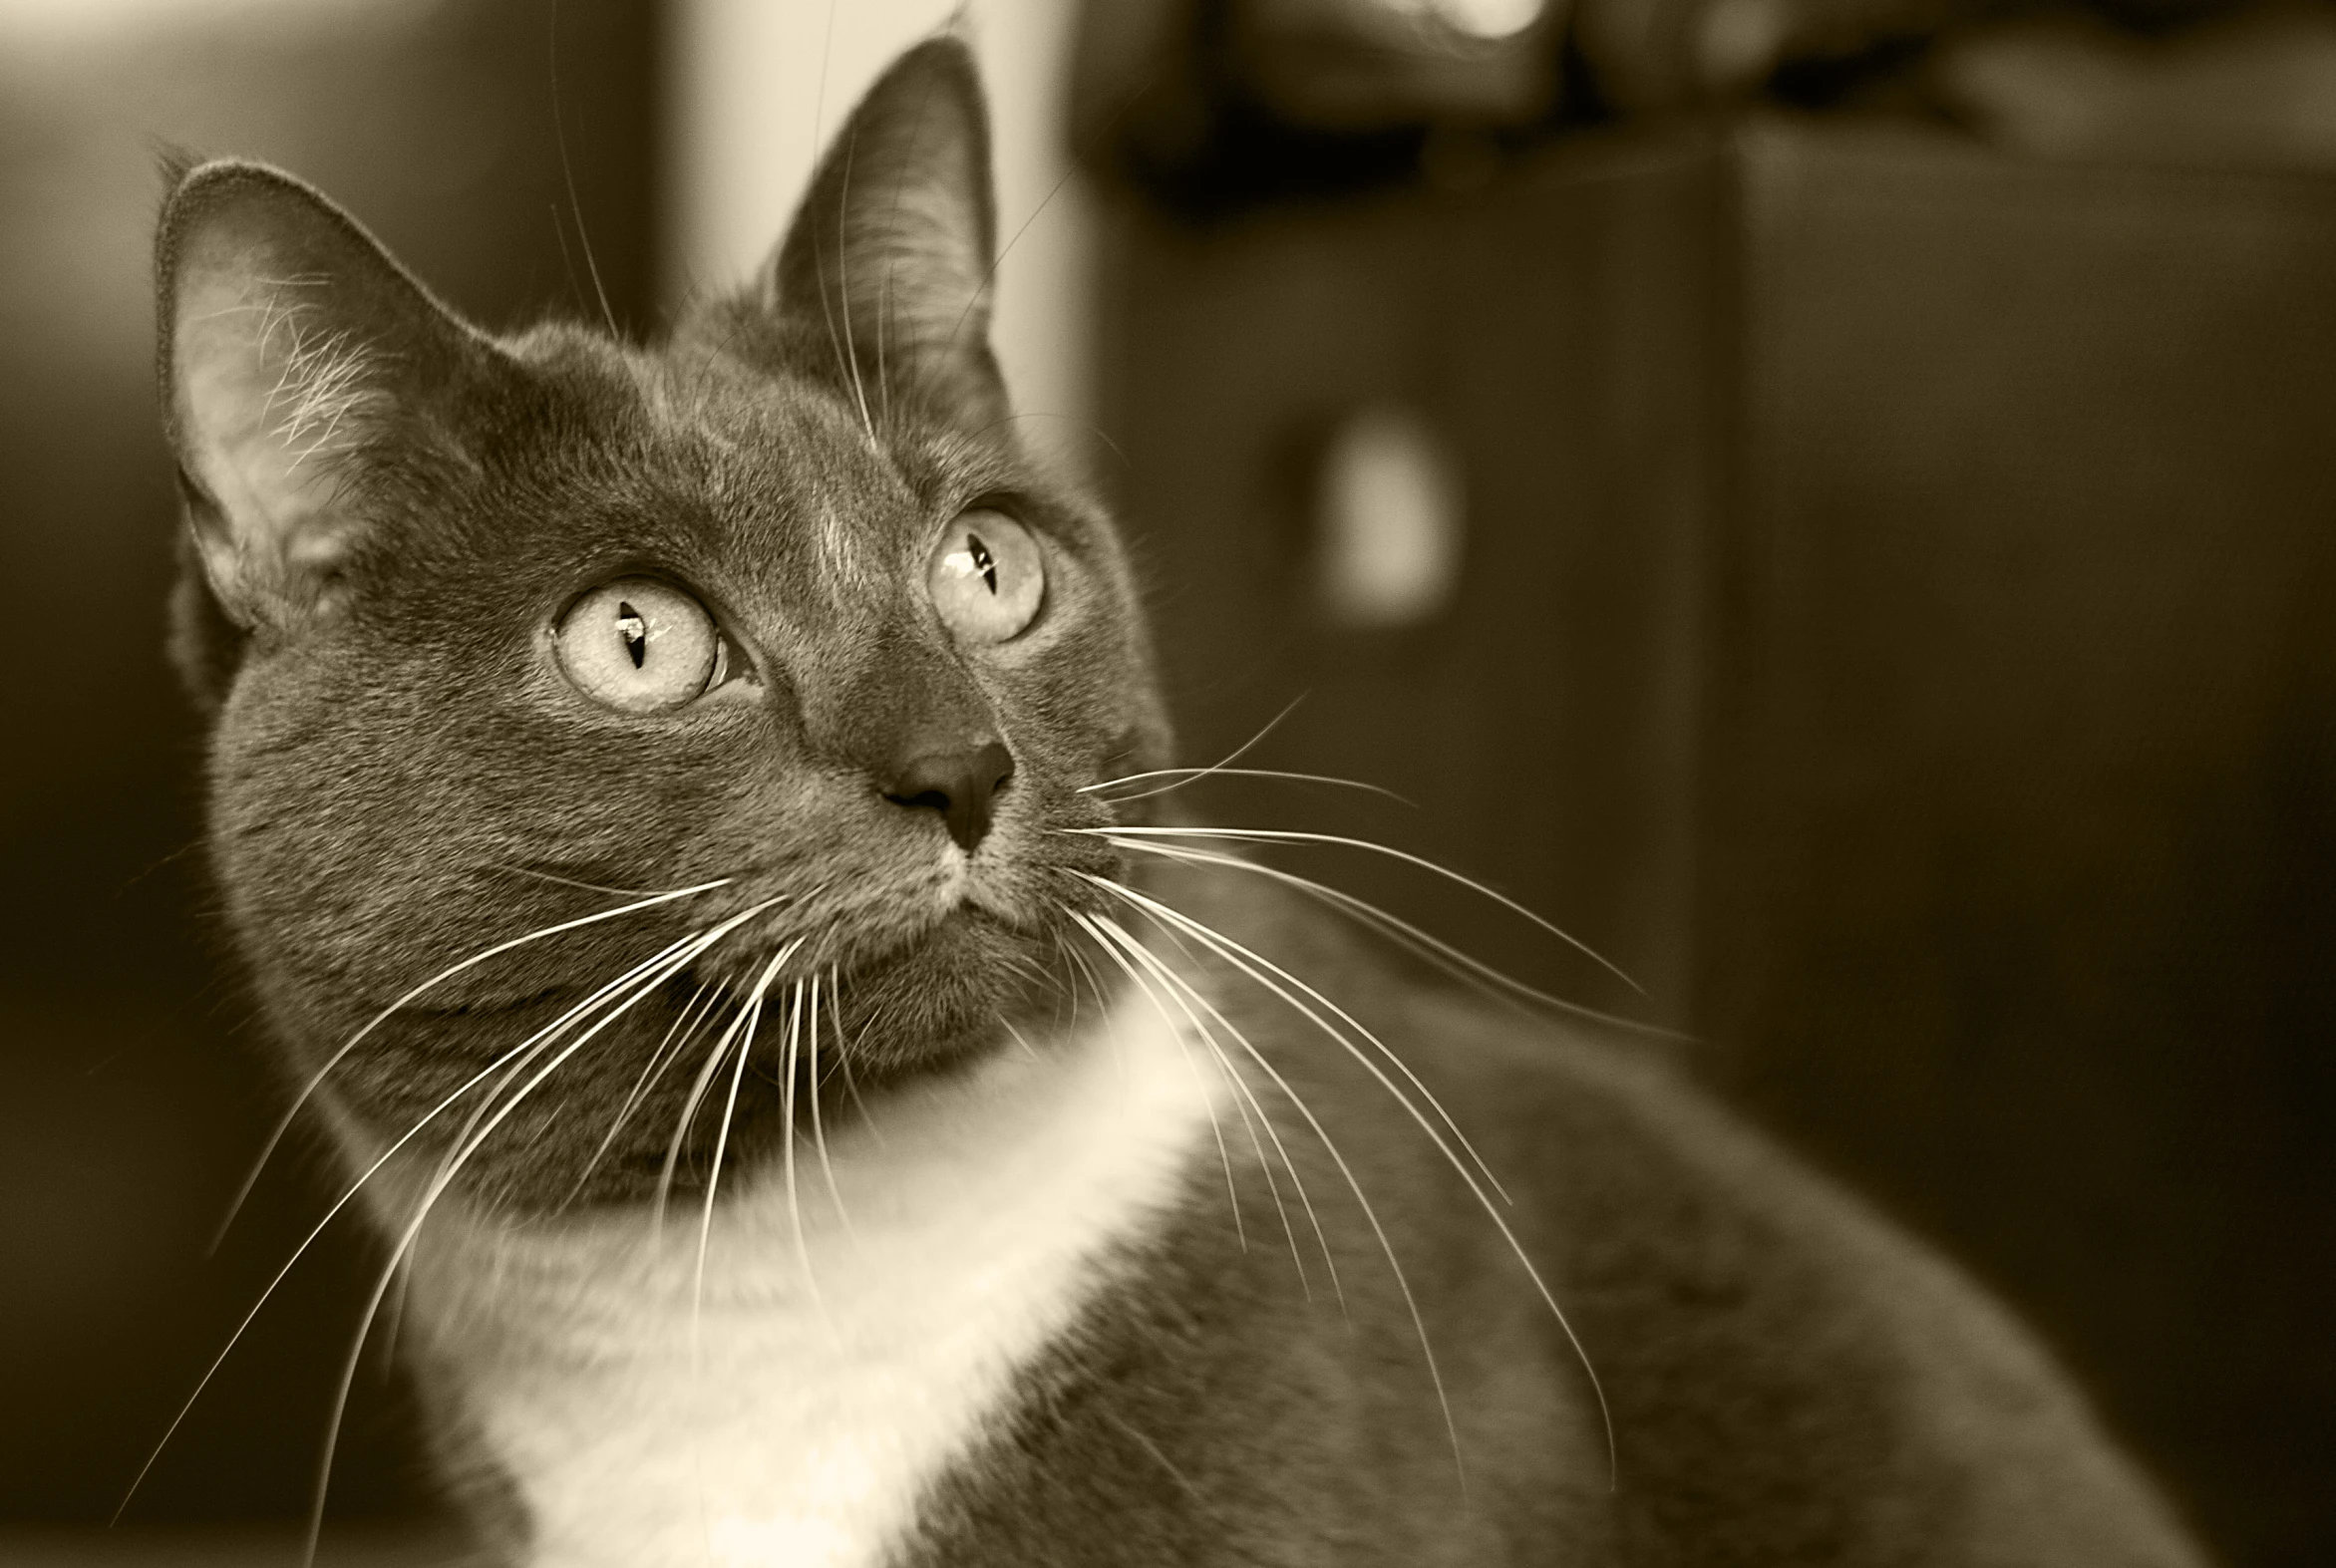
[615,602,648,669]
[967,533,998,594]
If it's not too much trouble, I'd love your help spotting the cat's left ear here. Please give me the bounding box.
[158,159,494,635]
[766,37,1007,433]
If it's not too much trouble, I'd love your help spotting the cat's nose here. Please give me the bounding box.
[882,740,1015,853]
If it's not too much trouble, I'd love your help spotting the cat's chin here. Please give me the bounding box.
[819,900,1076,1080]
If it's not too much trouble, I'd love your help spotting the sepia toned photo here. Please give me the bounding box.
[1,1,2327,1564]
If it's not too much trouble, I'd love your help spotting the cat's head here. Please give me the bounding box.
[158,40,1170,1208]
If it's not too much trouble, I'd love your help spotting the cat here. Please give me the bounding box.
[154,33,2212,1568]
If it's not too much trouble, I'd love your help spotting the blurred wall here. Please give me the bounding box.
[662,0,1097,466]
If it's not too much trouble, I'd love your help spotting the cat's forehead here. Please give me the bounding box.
[494,325,990,605]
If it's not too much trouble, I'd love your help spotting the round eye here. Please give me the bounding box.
[555,577,727,714]
[927,509,1044,645]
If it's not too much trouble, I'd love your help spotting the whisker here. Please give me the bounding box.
[1079,920,1336,1299]
[696,948,797,1359]
[1112,695,1306,801]
[1084,767,1412,807]
[1103,835,1683,1041]
[941,156,1079,359]
[799,0,863,447]
[295,910,752,1567]
[1078,902,1459,1474]
[656,987,766,1235]
[1081,825,1644,997]
[560,980,722,1213]
[1101,1410,1207,1508]
[375,1253,414,1385]
[1068,912,1245,1254]
[1079,865,1510,1205]
[481,864,673,898]
[833,139,878,445]
[1057,925,1113,1032]
[1192,1027,1312,1297]
[212,877,731,1251]
[807,970,854,1239]
[547,5,618,338]
[779,976,822,1320]
[1085,913,1323,1301]
[827,973,882,1149]
[119,911,749,1524]
[1087,875,1616,1488]
[997,1016,1044,1062]
[431,935,713,1213]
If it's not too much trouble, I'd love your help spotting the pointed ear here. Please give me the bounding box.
[158,160,490,631]
[770,37,1006,432]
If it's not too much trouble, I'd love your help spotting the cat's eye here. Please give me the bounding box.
[554,577,733,714]
[927,509,1044,645]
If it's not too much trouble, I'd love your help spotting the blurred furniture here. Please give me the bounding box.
[1097,118,2336,1568]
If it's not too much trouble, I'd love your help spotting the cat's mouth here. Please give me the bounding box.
[677,862,1088,1073]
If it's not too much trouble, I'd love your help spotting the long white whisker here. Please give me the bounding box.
[1089,912,1337,1299]
[807,970,854,1239]
[375,1253,414,1385]
[833,141,877,446]
[1081,914,1323,1300]
[695,948,797,1360]
[1078,900,1460,1474]
[426,928,725,1210]
[1121,695,1306,800]
[655,944,791,1237]
[1104,835,1681,1040]
[1088,875,1616,1488]
[1057,927,1112,1031]
[119,912,747,1524]
[561,980,723,1211]
[1189,1026,1314,1298]
[1069,912,1244,1253]
[997,1016,1043,1062]
[483,864,670,898]
[211,877,731,1250]
[827,973,882,1149]
[1082,825,1644,997]
[1078,865,1511,1205]
[296,911,750,1567]
[942,153,1080,358]
[430,925,700,1196]
[777,976,826,1323]
[1084,766,1411,807]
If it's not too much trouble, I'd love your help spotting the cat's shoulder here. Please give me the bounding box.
[1399,979,2205,1566]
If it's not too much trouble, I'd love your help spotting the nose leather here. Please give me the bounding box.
[883,740,1014,853]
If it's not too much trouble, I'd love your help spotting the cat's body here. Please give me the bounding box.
[382,866,2197,1568]
[155,34,2207,1568]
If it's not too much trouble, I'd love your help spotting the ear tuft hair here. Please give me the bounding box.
[156,159,490,634]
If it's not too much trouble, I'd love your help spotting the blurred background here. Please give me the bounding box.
[1,0,2330,1563]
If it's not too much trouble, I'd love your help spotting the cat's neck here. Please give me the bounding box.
[399,976,1223,1568]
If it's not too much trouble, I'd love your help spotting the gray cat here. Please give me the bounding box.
[154,35,2209,1568]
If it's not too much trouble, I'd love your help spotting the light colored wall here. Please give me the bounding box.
[663,0,1096,457]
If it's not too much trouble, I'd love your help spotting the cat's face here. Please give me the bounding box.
[159,42,1168,1208]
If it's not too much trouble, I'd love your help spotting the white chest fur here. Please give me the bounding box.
[405,985,1224,1568]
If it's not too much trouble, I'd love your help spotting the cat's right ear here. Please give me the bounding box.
[157,160,492,646]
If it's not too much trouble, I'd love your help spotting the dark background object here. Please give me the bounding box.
[1071,0,2318,215]
[1095,122,2335,1568]
[0,0,658,1533]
